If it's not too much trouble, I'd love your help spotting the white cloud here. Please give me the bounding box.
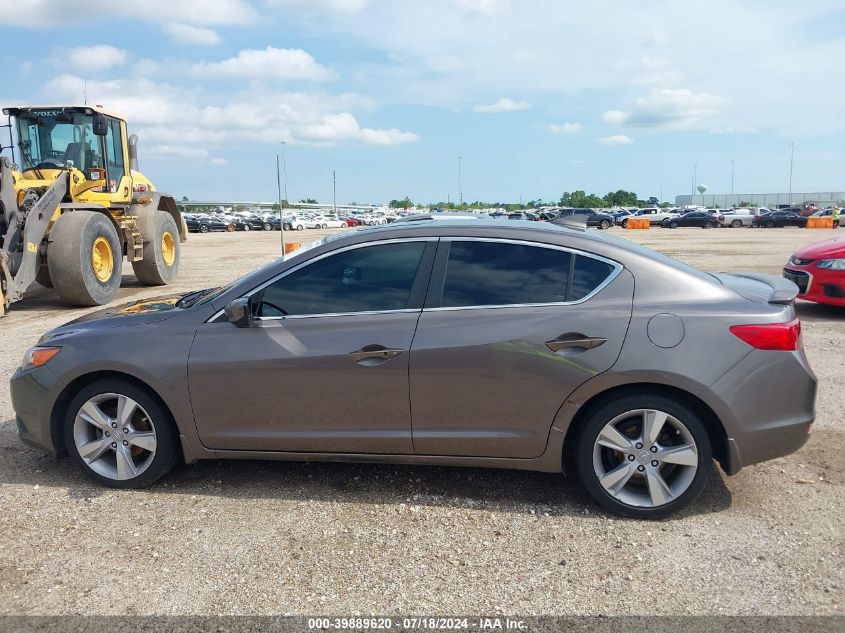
[456,0,509,15]
[190,47,336,81]
[627,88,728,129]
[163,23,221,46]
[43,75,419,158]
[602,110,629,126]
[210,157,228,166]
[598,135,634,146]
[66,45,127,71]
[549,122,581,134]
[267,0,368,11]
[473,98,529,113]
[0,0,257,27]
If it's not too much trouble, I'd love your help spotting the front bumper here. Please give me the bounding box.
[784,266,845,306]
[9,365,59,454]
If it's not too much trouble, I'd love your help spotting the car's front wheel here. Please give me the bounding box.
[600,219,611,230]
[64,379,180,488]
[575,393,712,519]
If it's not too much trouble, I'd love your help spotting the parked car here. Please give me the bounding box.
[11,220,815,518]
[340,216,360,227]
[783,236,845,306]
[184,214,228,234]
[268,217,294,232]
[661,210,724,229]
[721,208,770,228]
[288,215,321,230]
[556,208,615,229]
[753,210,808,228]
[315,216,348,229]
[620,208,679,228]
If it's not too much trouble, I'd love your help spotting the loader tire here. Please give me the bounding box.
[132,211,180,286]
[48,211,122,307]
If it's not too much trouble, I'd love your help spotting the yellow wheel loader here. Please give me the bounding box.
[0,105,186,315]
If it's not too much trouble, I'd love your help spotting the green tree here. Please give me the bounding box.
[389,197,413,209]
[602,189,638,207]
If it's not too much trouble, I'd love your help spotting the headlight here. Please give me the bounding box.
[22,346,61,370]
[817,258,845,270]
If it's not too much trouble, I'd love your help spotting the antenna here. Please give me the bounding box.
[84,80,88,106]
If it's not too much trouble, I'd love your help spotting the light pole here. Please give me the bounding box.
[730,159,735,197]
[276,153,285,252]
[280,141,288,203]
[458,156,463,206]
[788,141,797,203]
[332,170,337,215]
[659,182,663,204]
[692,164,698,197]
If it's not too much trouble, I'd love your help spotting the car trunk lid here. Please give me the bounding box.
[715,272,799,305]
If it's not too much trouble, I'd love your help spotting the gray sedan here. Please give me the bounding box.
[10,220,816,518]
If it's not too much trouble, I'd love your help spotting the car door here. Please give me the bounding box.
[409,238,634,459]
[188,238,437,453]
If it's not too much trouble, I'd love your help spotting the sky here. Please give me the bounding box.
[1,0,843,205]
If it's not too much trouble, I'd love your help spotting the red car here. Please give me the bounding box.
[340,216,360,227]
[783,236,845,306]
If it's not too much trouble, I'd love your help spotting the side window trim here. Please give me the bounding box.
[424,237,622,312]
[247,237,438,321]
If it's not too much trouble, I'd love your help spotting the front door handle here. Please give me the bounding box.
[545,334,607,352]
[348,345,405,365]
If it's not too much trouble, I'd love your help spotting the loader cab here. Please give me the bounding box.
[4,106,132,206]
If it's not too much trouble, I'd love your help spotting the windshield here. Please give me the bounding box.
[14,110,103,172]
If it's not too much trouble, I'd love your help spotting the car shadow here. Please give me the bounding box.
[795,301,845,322]
[0,427,731,521]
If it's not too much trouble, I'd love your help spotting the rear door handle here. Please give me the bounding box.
[348,345,405,365]
[545,334,607,352]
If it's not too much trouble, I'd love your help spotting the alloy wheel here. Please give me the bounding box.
[72,393,158,481]
[592,408,698,508]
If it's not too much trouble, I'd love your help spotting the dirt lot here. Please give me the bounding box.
[0,226,842,616]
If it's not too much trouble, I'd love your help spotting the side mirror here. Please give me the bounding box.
[93,114,108,136]
[224,297,253,328]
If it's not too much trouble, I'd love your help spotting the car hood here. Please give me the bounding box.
[38,295,184,342]
[793,236,845,260]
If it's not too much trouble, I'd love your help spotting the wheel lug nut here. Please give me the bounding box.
[637,465,645,472]
[650,446,657,453]
[122,440,129,446]
[635,443,643,449]
[111,422,117,428]
[628,455,635,461]
[105,431,110,437]
[123,428,129,434]
[110,442,117,448]
[651,460,659,467]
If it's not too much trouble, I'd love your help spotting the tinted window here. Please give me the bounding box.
[258,242,426,317]
[570,255,616,301]
[442,241,570,307]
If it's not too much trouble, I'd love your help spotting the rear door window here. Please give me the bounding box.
[438,240,617,307]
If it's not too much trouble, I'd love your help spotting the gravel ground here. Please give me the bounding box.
[0,226,842,616]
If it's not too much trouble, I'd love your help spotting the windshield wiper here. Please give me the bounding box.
[176,288,215,308]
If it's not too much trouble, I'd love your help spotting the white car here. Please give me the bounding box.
[315,216,347,229]
[288,215,321,230]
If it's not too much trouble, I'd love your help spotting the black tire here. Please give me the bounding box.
[322,223,328,229]
[263,223,271,231]
[63,378,180,489]
[199,223,210,233]
[574,392,713,519]
[766,221,775,228]
[730,220,742,228]
[242,224,251,231]
[226,224,236,232]
[132,211,180,286]
[48,211,122,307]
[703,221,714,229]
[296,224,303,231]
[284,223,293,231]
[600,219,611,230]
[669,221,679,229]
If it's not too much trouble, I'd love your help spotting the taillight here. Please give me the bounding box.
[729,318,801,351]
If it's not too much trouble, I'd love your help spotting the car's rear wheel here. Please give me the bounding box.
[575,393,712,519]
[600,219,611,230]
[766,221,775,228]
[730,220,742,228]
[64,379,180,488]
[199,223,210,233]
[296,224,303,231]
[263,223,271,231]
[242,224,251,231]
[703,221,714,229]
[669,221,679,229]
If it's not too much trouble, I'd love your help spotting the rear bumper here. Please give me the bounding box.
[9,365,59,454]
[710,348,816,473]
